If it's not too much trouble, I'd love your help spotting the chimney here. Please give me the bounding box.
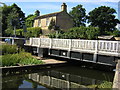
[35,10,40,16]
[61,3,67,12]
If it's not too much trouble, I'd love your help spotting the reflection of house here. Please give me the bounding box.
[33,3,74,30]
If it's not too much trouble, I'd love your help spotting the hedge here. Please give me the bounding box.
[47,26,100,39]
[5,27,42,38]
[16,27,42,38]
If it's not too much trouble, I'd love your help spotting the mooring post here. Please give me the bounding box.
[93,40,98,62]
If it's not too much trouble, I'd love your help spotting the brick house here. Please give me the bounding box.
[33,3,74,30]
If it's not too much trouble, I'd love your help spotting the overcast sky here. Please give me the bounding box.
[1,0,119,18]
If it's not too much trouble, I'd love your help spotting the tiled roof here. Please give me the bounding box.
[34,11,63,19]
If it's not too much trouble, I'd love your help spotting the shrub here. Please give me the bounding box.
[48,26,100,39]
[1,44,18,55]
[98,81,112,88]
[1,52,44,67]
[112,29,120,37]
[2,54,20,66]
[19,58,44,65]
[16,27,42,38]
[86,26,100,40]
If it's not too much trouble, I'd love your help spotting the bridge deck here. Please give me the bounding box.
[25,38,120,57]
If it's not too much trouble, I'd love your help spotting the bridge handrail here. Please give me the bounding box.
[25,38,120,57]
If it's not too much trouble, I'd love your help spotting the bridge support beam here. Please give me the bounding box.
[38,48,48,57]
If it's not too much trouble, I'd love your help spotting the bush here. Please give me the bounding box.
[1,52,44,67]
[1,44,18,55]
[98,81,112,88]
[1,54,20,66]
[112,29,120,37]
[48,26,100,39]
[15,27,42,38]
[86,26,100,40]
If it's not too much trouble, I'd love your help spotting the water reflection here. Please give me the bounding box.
[2,66,114,89]
[28,70,105,89]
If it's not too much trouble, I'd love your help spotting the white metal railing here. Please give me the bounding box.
[25,38,120,56]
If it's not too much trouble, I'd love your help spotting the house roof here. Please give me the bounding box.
[34,11,63,19]
[98,35,114,40]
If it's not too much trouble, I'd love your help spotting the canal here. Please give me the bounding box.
[2,64,114,89]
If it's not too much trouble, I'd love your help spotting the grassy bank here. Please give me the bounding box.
[1,43,44,67]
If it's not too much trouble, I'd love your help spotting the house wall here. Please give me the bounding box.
[33,16,56,30]
[33,19,39,27]
[56,12,74,30]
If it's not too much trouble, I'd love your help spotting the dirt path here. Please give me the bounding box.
[32,55,67,64]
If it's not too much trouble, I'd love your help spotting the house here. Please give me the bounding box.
[33,3,74,30]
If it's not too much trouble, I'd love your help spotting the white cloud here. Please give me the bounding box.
[1,0,120,2]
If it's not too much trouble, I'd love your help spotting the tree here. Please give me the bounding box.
[87,6,120,35]
[35,10,40,16]
[25,10,40,27]
[69,5,86,27]
[48,18,56,30]
[25,14,36,27]
[10,3,25,29]
[1,3,25,36]
[5,8,19,36]
[1,4,11,36]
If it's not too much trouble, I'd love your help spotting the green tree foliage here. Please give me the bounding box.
[25,14,36,27]
[48,18,56,30]
[10,3,25,29]
[15,27,42,38]
[48,26,100,40]
[1,3,25,36]
[69,5,86,27]
[1,4,11,36]
[35,10,40,16]
[87,6,120,35]
[48,18,60,30]
[86,26,100,39]
[25,10,40,28]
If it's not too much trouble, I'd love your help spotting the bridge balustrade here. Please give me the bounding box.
[25,38,120,57]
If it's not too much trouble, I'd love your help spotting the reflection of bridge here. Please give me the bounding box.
[25,38,120,66]
[29,70,103,89]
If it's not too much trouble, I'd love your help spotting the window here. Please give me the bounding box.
[46,18,50,26]
[38,19,41,27]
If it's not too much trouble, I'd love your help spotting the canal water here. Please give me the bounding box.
[2,65,114,89]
